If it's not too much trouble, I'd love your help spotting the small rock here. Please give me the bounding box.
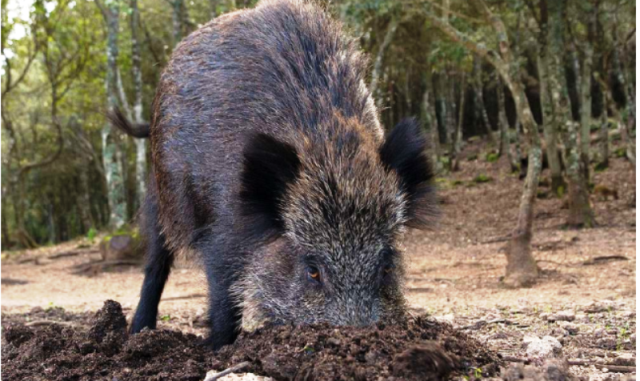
[436,314,455,324]
[575,313,589,323]
[524,335,562,359]
[621,310,636,319]
[539,313,551,321]
[557,322,579,334]
[594,328,606,338]
[552,310,575,322]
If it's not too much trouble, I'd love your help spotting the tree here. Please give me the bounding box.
[131,0,147,208]
[96,0,127,229]
[552,0,595,227]
[424,0,542,287]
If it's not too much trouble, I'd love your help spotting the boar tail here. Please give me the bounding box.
[107,107,150,138]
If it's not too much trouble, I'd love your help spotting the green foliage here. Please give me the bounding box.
[86,227,98,242]
[485,152,499,163]
[594,162,609,172]
[472,174,492,184]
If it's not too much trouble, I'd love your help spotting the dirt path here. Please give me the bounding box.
[2,143,636,379]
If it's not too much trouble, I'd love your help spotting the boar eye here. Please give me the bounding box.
[307,266,321,283]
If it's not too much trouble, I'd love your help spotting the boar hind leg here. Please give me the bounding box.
[130,203,174,333]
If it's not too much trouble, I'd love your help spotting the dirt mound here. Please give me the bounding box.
[2,300,501,381]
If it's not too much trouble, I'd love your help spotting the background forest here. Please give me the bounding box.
[1,0,636,286]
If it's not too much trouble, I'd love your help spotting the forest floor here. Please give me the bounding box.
[1,140,636,380]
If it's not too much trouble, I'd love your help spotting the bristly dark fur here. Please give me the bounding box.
[240,133,301,240]
[379,118,436,228]
[127,0,436,350]
[107,108,150,138]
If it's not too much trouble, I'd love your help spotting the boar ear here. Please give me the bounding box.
[240,133,301,239]
[379,118,436,228]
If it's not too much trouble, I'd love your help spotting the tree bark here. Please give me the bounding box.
[98,0,127,229]
[597,98,609,168]
[497,75,518,172]
[451,73,466,171]
[550,0,594,227]
[578,45,593,179]
[131,0,147,209]
[536,0,564,195]
[564,120,595,227]
[473,56,496,145]
[538,54,565,195]
[421,74,442,174]
[370,18,399,108]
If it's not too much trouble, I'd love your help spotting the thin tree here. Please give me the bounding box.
[131,0,147,208]
[424,0,542,287]
[96,0,127,229]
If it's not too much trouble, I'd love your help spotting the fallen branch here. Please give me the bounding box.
[25,320,76,327]
[48,249,99,260]
[480,235,512,244]
[582,255,629,265]
[567,360,635,373]
[500,355,527,363]
[73,259,143,275]
[203,361,251,381]
[460,318,512,330]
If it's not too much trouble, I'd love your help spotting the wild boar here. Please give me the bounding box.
[111,0,436,349]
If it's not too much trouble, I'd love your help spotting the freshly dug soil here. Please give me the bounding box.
[2,300,501,381]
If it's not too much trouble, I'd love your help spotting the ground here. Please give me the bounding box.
[1,141,636,380]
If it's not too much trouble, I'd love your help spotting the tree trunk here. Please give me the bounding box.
[370,18,399,108]
[451,73,466,171]
[612,47,635,122]
[497,75,518,172]
[578,45,593,179]
[550,0,594,226]
[564,120,595,227]
[503,80,541,288]
[537,51,565,195]
[473,56,496,145]
[171,0,184,47]
[445,76,458,169]
[78,167,95,231]
[421,77,442,174]
[598,107,609,168]
[100,0,127,229]
[1,192,12,247]
[131,0,147,209]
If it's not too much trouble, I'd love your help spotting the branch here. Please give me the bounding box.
[523,0,540,27]
[370,17,401,106]
[94,0,109,21]
[423,8,503,71]
[469,0,512,62]
[16,119,64,179]
[2,43,37,98]
[116,68,133,120]
[204,362,251,381]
